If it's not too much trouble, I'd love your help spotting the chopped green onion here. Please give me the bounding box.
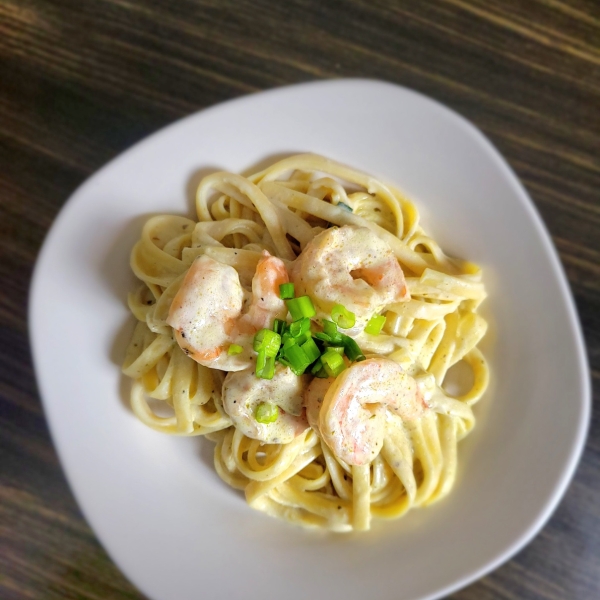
[331,304,356,329]
[227,344,243,355]
[289,317,311,339]
[286,296,316,321]
[253,329,281,358]
[337,202,353,212]
[312,359,328,378]
[301,337,321,363]
[282,343,311,375]
[310,358,324,374]
[273,318,287,335]
[255,351,276,379]
[314,332,332,343]
[327,345,345,356]
[277,356,292,368]
[279,282,295,299]
[322,319,343,344]
[255,402,279,423]
[341,334,366,362]
[365,314,387,336]
[282,333,296,349]
[321,350,346,377]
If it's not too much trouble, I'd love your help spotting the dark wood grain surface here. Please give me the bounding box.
[1,1,599,598]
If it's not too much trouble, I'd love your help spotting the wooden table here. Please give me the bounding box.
[1,1,598,598]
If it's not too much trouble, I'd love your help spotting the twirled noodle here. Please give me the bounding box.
[122,154,489,532]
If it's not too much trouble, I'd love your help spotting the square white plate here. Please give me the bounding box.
[30,79,590,600]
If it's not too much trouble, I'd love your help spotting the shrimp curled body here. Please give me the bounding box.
[310,358,427,466]
[167,252,288,370]
[291,226,409,334]
[223,365,309,444]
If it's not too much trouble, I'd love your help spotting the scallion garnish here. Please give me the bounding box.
[279,282,295,300]
[337,202,353,212]
[253,329,281,358]
[364,314,387,336]
[273,318,287,335]
[340,334,366,362]
[310,358,324,374]
[301,337,321,363]
[321,350,346,377]
[331,304,356,329]
[277,356,292,369]
[282,342,311,375]
[255,402,279,423]
[249,292,368,381]
[255,350,276,379]
[286,296,316,321]
[322,319,343,344]
[282,333,295,349]
[327,345,345,356]
[310,358,328,378]
[227,344,243,355]
[314,332,332,343]
[289,317,311,339]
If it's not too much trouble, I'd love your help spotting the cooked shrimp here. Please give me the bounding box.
[291,225,409,334]
[222,365,309,443]
[167,251,289,370]
[304,376,334,435]
[318,358,427,466]
[235,250,289,334]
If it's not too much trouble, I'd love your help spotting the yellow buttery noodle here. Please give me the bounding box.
[122,154,489,532]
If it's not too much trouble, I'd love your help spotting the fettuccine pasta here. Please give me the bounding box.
[122,154,489,532]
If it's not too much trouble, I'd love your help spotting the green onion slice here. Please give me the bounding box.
[277,355,292,368]
[289,317,311,339]
[327,345,345,356]
[364,314,387,336]
[255,350,276,379]
[282,333,296,349]
[321,350,346,377]
[310,358,324,374]
[310,357,329,379]
[282,342,311,375]
[313,332,331,343]
[340,334,366,362]
[301,337,321,363]
[273,318,287,335]
[227,344,243,356]
[255,402,279,423]
[279,282,295,300]
[286,296,316,321]
[331,304,356,329]
[322,319,343,344]
[253,329,281,358]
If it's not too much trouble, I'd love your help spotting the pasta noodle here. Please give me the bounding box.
[122,154,489,532]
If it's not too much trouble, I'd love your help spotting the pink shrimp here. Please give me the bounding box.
[316,358,427,466]
[167,251,289,370]
[222,364,309,443]
[303,376,334,436]
[291,226,409,335]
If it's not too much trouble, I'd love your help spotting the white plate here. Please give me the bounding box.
[30,79,590,600]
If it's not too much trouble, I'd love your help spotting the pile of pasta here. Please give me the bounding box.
[122,154,489,532]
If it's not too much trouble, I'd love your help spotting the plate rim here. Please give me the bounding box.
[29,78,591,600]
